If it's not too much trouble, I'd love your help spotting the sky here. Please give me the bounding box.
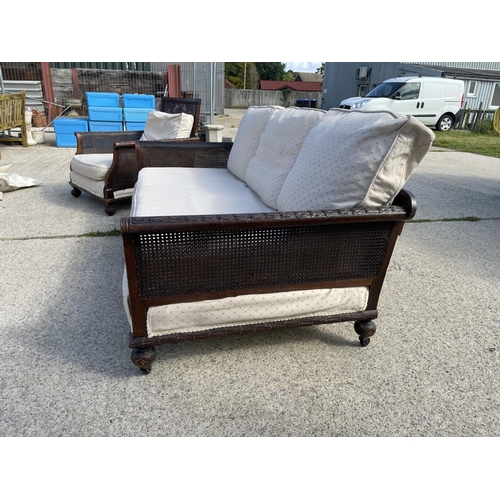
[285,62,322,73]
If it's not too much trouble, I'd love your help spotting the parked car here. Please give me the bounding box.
[339,76,465,132]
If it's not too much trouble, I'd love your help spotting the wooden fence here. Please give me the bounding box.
[458,101,496,130]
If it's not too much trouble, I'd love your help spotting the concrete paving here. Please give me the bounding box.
[1,117,499,436]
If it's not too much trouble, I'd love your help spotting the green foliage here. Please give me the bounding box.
[224,62,259,89]
[225,62,245,88]
[316,63,325,74]
[432,130,500,158]
[281,88,292,107]
[254,62,287,81]
[283,70,295,82]
[473,119,494,135]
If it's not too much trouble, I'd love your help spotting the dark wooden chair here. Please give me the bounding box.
[69,97,201,215]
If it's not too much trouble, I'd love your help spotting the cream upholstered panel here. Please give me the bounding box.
[70,171,105,198]
[227,105,283,181]
[122,270,369,337]
[70,153,113,181]
[244,107,326,209]
[277,109,435,211]
[131,167,277,217]
[70,171,133,199]
[140,111,194,141]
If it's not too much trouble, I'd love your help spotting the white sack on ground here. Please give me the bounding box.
[0,173,42,192]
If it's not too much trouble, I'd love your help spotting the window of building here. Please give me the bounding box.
[491,83,500,108]
[358,85,368,97]
[467,81,477,97]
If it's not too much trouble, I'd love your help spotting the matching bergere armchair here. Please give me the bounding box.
[69,97,201,215]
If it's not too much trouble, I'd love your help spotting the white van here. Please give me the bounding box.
[339,76,465,132]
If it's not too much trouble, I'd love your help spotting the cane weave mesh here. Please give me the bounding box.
[134,222,392,300]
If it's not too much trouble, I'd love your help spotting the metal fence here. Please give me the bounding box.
[0,62,225,124]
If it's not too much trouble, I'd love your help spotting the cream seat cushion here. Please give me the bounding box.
[131,167,275,216]
[140,111,194,141]
[277,109,435,211]
[70,153,113,181]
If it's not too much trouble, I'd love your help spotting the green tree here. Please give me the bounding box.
[254,62,287,81]
[225,62,259,89]
[225,62,245,88]
[316,63,325,75]
[283,69,295,82]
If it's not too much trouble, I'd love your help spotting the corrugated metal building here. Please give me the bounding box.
[322,62,500,112]
[151,62,225,118]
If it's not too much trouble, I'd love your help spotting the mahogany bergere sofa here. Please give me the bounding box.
[121,105,434,374]
[69,97,201,215]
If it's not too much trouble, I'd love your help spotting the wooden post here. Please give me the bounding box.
[72,68,79,98]
[40,62,57,123]
[167,65,181,98]
[472,102,483,131]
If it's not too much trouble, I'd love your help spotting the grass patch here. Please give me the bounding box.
[409,216,482,223]
[81,229,121,237]
[432,130,500,158]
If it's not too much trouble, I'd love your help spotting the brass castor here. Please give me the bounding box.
[354,320,376,347]
[105,205,117,216]
[131,347,156,375]
[71,187,81,198]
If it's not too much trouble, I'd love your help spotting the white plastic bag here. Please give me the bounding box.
[0,173,42,192]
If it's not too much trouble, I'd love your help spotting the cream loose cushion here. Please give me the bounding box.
[140,111,194,141]
[277,109,435,211]
[244,107,326,209]
[227,105,283,181]
[70,153,113,180]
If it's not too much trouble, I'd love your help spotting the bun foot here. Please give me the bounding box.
[131,347,156,374]
[105,205,117,216]
[354,320,376,347]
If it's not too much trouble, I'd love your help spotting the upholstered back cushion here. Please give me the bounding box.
[227,105,283,180]
[277,109,435,211]
[244,107,326,209]
[140,111,194,141]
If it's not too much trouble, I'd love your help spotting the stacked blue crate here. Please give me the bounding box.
[123,94,155,131]
[53,117,89,147]
[86,92,123,132]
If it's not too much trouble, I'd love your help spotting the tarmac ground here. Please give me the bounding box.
[1,111,499,437]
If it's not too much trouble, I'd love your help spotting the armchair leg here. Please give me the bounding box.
[71,187,82,198]
[105,204,117,216]
[131,347,156,375]
[354,320,376,346]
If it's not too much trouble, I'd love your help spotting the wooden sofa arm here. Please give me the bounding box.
[75,131,143,154]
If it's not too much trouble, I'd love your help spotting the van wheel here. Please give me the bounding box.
[436,114,454,132]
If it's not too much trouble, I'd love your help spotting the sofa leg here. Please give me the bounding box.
[131,347,157,374]
[105,205,117,216]
[71,187,81,198]
[354,320,376,347]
